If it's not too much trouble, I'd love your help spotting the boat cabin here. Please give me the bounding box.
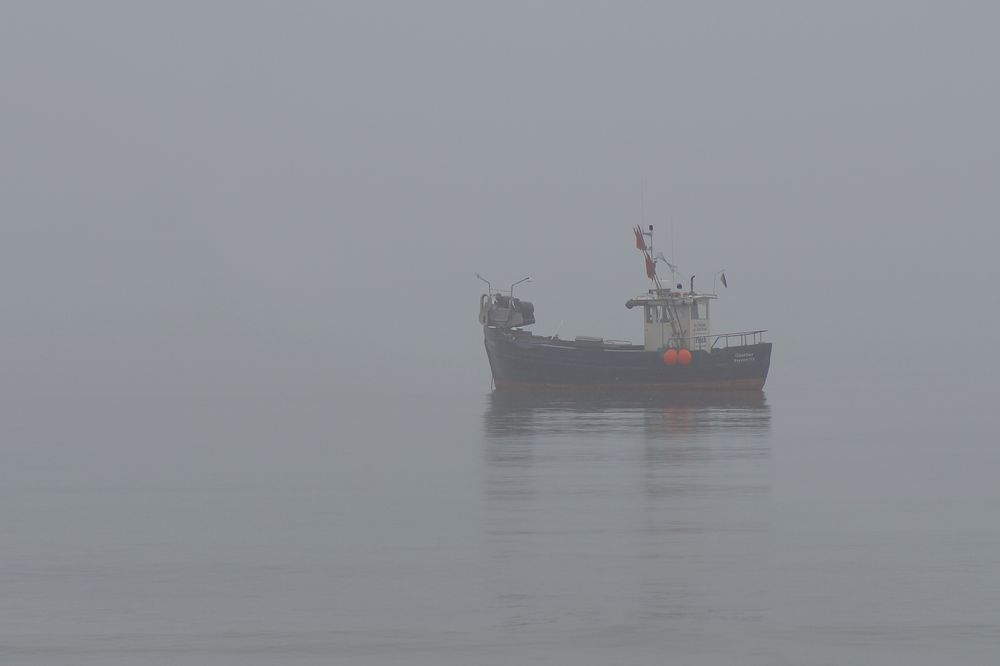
[626,289,716,352]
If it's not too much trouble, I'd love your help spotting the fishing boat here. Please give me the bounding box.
[478,226,772,390]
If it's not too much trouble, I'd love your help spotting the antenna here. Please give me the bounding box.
[670,218,675,275]
[476,273,492,296]
[640,178,645,229]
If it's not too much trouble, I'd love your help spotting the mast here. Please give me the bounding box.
[638,224,664,292]
[634,225,683,342]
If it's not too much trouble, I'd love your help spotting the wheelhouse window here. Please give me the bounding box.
[646,306,654,323]
[657,305,670,322]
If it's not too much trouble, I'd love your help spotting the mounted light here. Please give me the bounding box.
[510,276,531,299]
[476,273,493,295]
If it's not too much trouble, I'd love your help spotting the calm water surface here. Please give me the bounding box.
[1,380,997,664]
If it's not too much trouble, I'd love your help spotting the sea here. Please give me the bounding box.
[2,373,998,664]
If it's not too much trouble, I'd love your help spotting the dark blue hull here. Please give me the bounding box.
[484,327,771,390]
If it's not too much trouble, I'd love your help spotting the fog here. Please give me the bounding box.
[5,4,1000,663]
[4,2,999,399]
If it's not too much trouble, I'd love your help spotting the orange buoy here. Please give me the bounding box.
[678,348,693,365]
[662,348,678,366]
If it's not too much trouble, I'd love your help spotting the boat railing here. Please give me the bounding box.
[669,330,767,350]
[709,330,767,349]
[670,329,767,351]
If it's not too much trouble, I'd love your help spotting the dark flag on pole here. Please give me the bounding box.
[634,226,647,251]
[720,272,728,288]
[645,255,656,280]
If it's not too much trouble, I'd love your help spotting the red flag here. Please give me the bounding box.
[645,254,656,279]
[634,226,647,251]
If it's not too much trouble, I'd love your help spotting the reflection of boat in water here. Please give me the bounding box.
[483,388,770,439]
[478,226,772,390]
[481,389,771,510]
[479,389,771,632]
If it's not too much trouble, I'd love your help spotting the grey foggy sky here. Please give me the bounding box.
[3,1,999,396]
